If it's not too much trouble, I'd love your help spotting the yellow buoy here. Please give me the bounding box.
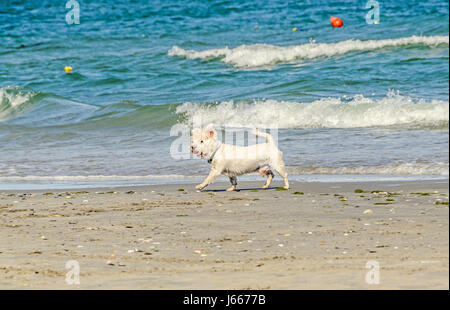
[64,66,73,73]
[292,27,298,31]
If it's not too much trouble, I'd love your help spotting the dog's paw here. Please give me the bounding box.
[195,184,205,190]
[226,186,236,192]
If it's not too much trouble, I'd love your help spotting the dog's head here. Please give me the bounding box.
[190,124,218,159]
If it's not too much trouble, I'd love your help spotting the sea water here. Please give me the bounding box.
[0,0,448,189]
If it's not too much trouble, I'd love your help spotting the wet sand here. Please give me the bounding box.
[0,180,448,289]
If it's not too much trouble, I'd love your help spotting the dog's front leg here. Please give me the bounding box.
[226,176,237,191]
[195,169,221,190]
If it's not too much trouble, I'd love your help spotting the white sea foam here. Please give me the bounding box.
[0,174,200,181]
[168,35,449,68]
[288,162,449,176]
[176,91,449,129]
[0,162,447,185]
[0,86,35,121]
[0,174,205,190]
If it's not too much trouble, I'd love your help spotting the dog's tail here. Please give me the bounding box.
[252,129,274,144]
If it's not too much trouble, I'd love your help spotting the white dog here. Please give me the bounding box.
[191,124,289,191]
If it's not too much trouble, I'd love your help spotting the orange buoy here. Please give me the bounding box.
[330,16,343,28]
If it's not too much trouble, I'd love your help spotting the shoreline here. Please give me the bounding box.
[0,180,448,289]
[0,174,448,192]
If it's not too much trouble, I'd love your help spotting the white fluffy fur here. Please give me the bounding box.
[191,124,289,191]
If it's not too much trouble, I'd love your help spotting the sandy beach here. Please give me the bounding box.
[0,179,448,289]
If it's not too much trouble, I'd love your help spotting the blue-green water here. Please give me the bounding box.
[0,0,448,189]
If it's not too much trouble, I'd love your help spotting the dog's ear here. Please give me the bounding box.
[204,124,216,139]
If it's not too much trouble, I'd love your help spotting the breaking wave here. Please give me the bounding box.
[168,35,449,68]
[176,91,449,129]
[0,162,447,184]
[0,86,37,122]
[3,87,448,130]
[287,162,449,176]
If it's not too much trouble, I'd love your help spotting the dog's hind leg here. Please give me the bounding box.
[226,176,237,191]
[262,170,274,189]
[274,156,289,189]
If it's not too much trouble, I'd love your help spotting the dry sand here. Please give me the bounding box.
[0,179,448,289]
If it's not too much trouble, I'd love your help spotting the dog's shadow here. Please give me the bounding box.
[201,186,279,192]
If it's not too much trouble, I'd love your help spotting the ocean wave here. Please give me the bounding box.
[0,162,447,181]
[176,91,449,129]
[287,162,449,176]
[3,87,448,130]
[0,86,100,126]
[0,86,37,122]
[0,174,200,181]
[168,35,449,68]
[0,86,176,128]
